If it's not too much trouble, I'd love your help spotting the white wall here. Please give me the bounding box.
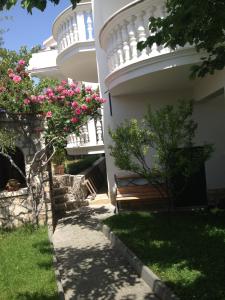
[193,92,225,189]
[104,90,193,200]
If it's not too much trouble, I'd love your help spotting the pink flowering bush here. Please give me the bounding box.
[0,47,106,147]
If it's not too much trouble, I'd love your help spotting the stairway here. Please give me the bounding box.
[52,175,89,218]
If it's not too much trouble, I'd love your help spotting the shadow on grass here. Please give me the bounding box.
[33,239,53,255]
[17,292,59,300]
[104,209,225,300]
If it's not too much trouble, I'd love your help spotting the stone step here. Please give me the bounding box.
[52,187,68,196]
[54,200,80,212]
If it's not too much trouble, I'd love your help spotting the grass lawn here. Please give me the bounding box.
[0,225,58,300]
[104,209,225,300]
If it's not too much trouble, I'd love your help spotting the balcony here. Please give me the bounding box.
[66,118,104,155]
[99,0,201,94]
[53,1,98,83]
[29,49,64,80]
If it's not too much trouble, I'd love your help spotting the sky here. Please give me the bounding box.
[0,1,71,51]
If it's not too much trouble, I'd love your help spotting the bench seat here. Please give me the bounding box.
[115,175,167,211]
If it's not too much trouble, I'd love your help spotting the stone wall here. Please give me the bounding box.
[0,114,53,228]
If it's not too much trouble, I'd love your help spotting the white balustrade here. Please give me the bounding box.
[53,2,94,55]
[100,0,173,74]
[67,118,104,149]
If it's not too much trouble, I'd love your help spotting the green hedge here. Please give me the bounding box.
[65,155,100,175]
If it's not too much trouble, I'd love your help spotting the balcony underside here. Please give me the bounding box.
[66,144,105,156]
[30,66,64,80]
[57,41,98,82]
[106,48,201,96]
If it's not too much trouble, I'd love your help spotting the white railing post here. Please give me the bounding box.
[121,21,130,63]
[136,11,147,58]
[127,16,138,61]
[95,118,103,144]
[87,11,94,40]
[88,119,97,146]
[72,13,79,42]
[76,11,86,41]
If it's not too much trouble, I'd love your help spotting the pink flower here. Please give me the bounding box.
[23,98,30,105]
[57,85,64,92]
[85,86,92,93]
[92,93,99,100]
[8,73,14,78]
[61,89,68,96]
[75,108,81,115]
[46,111,52,118]
[99,98,107,103]
[61,80,67,85]
[64,127,69,132]
[74,87,81,94]
[18,59,26,65]
[30,95,38,102]
[37,95,46,102]
[46,88,53,94]
[12,75,22,83]
[85,97,91,103]
[72,101,78,108]
[70,82,76,88]
[67,89,75,97]
[81,104,88,111]
[71,117,79,123]
[48,92,54,98]
[7,68,13,74]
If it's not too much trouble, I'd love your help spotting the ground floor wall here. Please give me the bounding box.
[103,88,225,202]
[193,92,225,189]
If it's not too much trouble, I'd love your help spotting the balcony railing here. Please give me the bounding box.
[66,118,104,155]
[100,0,170,74]
[53,1,94,55]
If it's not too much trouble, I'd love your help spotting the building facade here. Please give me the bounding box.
[29,0,225,203]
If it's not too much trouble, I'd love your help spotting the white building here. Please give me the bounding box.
[29,0,225,203]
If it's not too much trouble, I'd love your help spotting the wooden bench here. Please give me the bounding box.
[115,175,168,212]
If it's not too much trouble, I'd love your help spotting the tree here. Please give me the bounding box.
[109,100,213,208]
[0,0,81,13]
[137,0,225,78]
[0,47,105,225]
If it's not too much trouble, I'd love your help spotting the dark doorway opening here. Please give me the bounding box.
[0,147,26,190]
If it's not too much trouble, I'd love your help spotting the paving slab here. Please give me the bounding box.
[52,205,158,300]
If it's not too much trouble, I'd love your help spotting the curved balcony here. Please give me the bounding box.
[53,1,98,83]
[99,0,201,94]
[66,118,104,155]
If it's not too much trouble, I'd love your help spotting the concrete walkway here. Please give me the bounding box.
[52,204,158,300]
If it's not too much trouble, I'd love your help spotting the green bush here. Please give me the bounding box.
[65,155,100,175]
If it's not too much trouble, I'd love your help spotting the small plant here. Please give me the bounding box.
[109,100,213,208]
[52,148,66,166]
